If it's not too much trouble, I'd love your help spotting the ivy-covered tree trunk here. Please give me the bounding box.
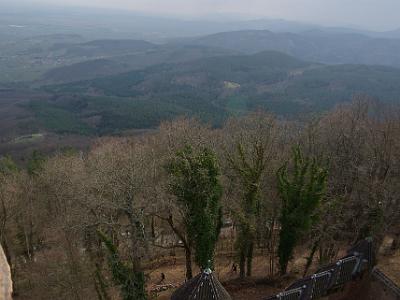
[226,142,266,278]
[277,147,327,275]
[277,224,297,275]
[303,239,319,276]
[94,262,111,300]
[185,247,193,280]
[98,231,147,300]
[167,145,223,272]
[239,248,246,278]
[246,241,254,277]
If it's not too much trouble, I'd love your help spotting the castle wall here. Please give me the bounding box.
[0,245,12,300]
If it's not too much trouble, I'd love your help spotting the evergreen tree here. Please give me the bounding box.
[168,145,223,270]
[277,146,327,274]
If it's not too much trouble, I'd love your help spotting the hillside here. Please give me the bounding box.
[2,5,400,300]
[4,30,400,85]
[0,37,157,83]
[31,51,400,135]
[43,59,131,83]
[182,30,400,67]
[41,45,237,83]
[61,39,156,57]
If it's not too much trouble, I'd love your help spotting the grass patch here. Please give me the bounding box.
[13,133,44,144]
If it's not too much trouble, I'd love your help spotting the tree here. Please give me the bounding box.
[85,139,151,298]
[0,156,18,294]
[277,146,327,274]
[0,156,18,175]
[222,113,282,278]
[226,141,266,278]
[38,154,88,300]
[167,145,223,271]
[98,231,146,300]
[0,156,46,296]
[312,98,400,257]
[27,150,45,176]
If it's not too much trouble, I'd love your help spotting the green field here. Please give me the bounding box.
[12,133,45,144]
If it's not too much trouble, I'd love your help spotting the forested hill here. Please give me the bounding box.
[181,29,400,67]
[41,44,237,84]
[29,50,400,135]
[47,50,310,95]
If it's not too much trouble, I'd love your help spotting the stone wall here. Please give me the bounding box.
[0,245,12,300]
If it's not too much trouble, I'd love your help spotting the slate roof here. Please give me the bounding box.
[171,268,232,300]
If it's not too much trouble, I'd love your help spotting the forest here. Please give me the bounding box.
[30,51,400,135]
[0,98,399,299]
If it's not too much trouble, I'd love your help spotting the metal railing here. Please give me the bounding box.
[371,267,400,298]
[264,238,377,300]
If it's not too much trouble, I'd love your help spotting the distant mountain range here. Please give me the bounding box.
[36,28,400,85]
[1,3,400,42]
[178,30,400,67]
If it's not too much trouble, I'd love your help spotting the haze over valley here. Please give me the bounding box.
[1,2,400,300]
[1,1,400,160]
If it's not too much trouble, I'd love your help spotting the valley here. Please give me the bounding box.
[1,4,400,300]
[3,36,400,160]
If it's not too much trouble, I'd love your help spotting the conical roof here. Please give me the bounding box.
[171,269,232,300]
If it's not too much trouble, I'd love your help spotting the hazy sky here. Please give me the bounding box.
[6,0,400,31]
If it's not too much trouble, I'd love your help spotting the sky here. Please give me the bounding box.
[4,0,400,31]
